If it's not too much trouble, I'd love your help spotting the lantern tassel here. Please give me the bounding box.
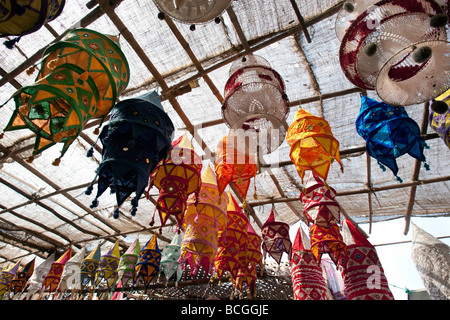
[4,37,21,49]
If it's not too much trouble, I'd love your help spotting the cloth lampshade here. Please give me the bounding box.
[86,90,174,219]
[26,252,55,299]
[160,233,183,283]
[80,243,101,289]
[338,219,394,300]
[149,133,202,230]
[116,238,140,288]
[286,108,343,183]
[429,89,450,149]
[179,166,228,277]
[95,240,120,289]
[42,248,72,293]
[0,28,130,165]
[290,224,328,300]
[0,260,21,298]
[58,247,85,292]
[135,233,161,288]
[10,258,35,295]
[356,95,430,182]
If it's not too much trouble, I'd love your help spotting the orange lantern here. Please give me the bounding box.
[42,248,72,293]
[286,108,343,183]
[149,133,202,230]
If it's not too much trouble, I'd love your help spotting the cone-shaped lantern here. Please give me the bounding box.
[356,95,429,182]
[135,233,161,288]
[26,252,55,299]
[58,247,85,292]
[286,108,343,183]
[95,240,120,289]
[0,260,21,298]
[214,132,258,205]
[338,219,394,300]
[149,133,202,230]
[429,89,450,149]
[80,243,101,289]
[214,192,249,281]
[160,233,183,283]
[117,238,140,288]
[179,166,228,277]
[261,208,292,264]
[290,225,328,300]
[300,172,346,265]
[86,91,174,219]
[10,258,35,295]
[0,0,65,48]
[0,28,130,164]
[42,248,72,293]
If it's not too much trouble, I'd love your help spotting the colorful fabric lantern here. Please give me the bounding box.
[0,260,21,298]
[58,247,85,292]
[356,95,430,182]
[42,248,72,293]
[321,256,347,300]
[160,233,183,283]
[214,192,249,281]
[180,166,228,277]
[0,0,65,48]
[117,238,140,288]
[300,171,346,265]
[411,223,450,300]
[80,243,101,289]
[222,54,289,154]
[286,108,343,183]
[429,89,450,149]
[26,252,55,299]
[86,91,174,219]
[95,240,120,289]
[149,133,202,230]
[135,233,161,288]
[261,208,292,264]
[214,133,258,205]
[290,225,328,300]
[10,258,35,295]
[338,219,394,300]
[1,28,129,164]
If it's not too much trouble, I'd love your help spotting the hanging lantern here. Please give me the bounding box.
[117,238,140,288]
[0,260,21,298]
[222,54,289,154]
[286,108,343,183]
[26,252,55,299]
[260,208,292,264]
[160,233,183,283]
[356,95,430,183]
[135,233,161,288]
[214,192,249,281]
[58,247,86,292]
[321,256,347,300]
[214,132,258,206]
[338,219,394,300]
[42,248,72,293]
[80,243,101,289]
[429,88,450,149]
[179,166,229,277]
[149,133,202,230]
[290,224,329,300]
[300,171,346,265]
[153,0,232,30]
[10,258,35,295]
[95,240,120,289]
[0,28,130,165]
[0,0,65,48]
[86,90,174,219]
[338,0,449,106]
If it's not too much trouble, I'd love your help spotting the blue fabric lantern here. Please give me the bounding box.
[86,91,174,218]
[356,95,429,182]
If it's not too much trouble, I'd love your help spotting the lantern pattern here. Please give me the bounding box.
[80,243,101,289]
[149,133,202,230]
[135,233,161,288]
[0,0,65,47]
[356,95,429,182]
[214,192,249,281]
[160,233,183,283]
[116,238,140,288]
[42,248,72,292]
[86,91,174,219]
[290,225,328,300]
[222,54,289,154]
[26,252,55,299]
[429,89,450,149]
[1,28,130,164]
[58,247,85,292]
[337,0,449,106]
[0,260,21,298]
[10,258,35,295]
[338,219,394,300]
[300,171,346,265]
[261,209,292,264]
[286,108,343,183]
[214,133,258,204]
[95,240,120,289]
[179,166,228,277]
